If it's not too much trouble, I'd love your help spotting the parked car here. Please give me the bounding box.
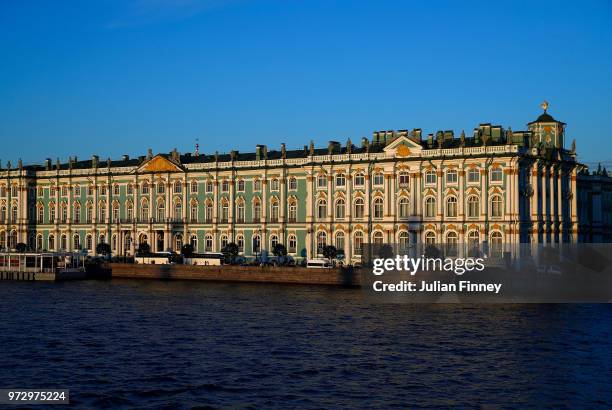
[306,258,333,269]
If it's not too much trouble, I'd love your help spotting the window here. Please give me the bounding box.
[60,234,67,251]
[11,205,18,222]
[221,235,229,250]
[446,196,457,217]
[86,235,93,251]
[141,201,149,221]
[174,202,183,220]
[354,231,363,255]
[61,185,68,197]
[73,234,81,251]
[236,202,245,223]
[399,197,410,218]
[237,235,244,253]
[398,172,409,186]
[270,235,278,250]
[174,181,182,194]
[288,201,297,222]
[157,202,165,221]
[270,201,279,222]
[48,234,55,250]
[491,167,503,182]
[373,173,384,186]
[425,170,437,185]
[37,206,44,223]
[253,179,261,192]
[373,231,384,245]
[288,235,297,253]
[86,204,93,222]
[270,179,279,191]
[221,180,229,192]
[190,203,198,222]
[75,185,81,196]
[399,231,409,250]
[468,168,480,183]
[252,235,260,253]
[491,194,503,217]
[37,234,43,251]
[190,181,198,194]
[141,182,149,195]
[11,185,17,197]
[73,204,81,223]
[446,169,458,184]
[317,174,327,188]
[425,231,436,245]
[220,202,229,222]
[425,197,436,218]
[467,231,479,249]
[446,231,458,256]
[237,180,245,192]
[157,182,165,194]
[126,203,133,221]
[336,174,346,187]
[205,235,213,252]
[317,199,327,220]
[335,231,345,251]
[61,203,68,222]
[206,181,214,193]
[490,231,503,257]
[50,203,56,222]
[99,203,106,222]
[174,234,183,252]
[0,206,6,223]
[335,198,345,219]
[253,201,261,222]
[113,184,120,195]
[354,198,364,218]
[112,203,119,221]
[205,203,214,222]
[288,177,297,190]
[127,184,133,195]
[316,231,327,254]
[467,195,479,218]
[373,197,384,219]
[38,187,44,197]
[354,173,365,187]
[190,235,198,251]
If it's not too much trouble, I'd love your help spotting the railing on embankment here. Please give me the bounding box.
[109,263,361,287]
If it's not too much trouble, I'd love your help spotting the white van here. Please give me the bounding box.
[306,259,333,269]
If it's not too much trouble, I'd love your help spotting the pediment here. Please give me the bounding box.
[137,155,183,173]
[383,136,423,158]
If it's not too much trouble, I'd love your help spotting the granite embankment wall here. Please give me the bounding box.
[109,263,361,286]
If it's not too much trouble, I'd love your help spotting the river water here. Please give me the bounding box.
[0,280,611,408]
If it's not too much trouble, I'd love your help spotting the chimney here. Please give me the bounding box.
[45,158,51,170]
[91,155,99,168]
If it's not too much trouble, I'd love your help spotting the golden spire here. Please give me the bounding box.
[540,101,549,113]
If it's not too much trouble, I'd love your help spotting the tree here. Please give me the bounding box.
[181,243,194,258]
[322,245,338,263]
[96,242,112,257]
[272,243,287,257]
[222,242,239,263]
[15,242,27,253]
[136,242,151,256]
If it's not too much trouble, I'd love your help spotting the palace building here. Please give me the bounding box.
[0,103,610,262]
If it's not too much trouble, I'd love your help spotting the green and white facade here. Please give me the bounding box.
[0,106,603,261]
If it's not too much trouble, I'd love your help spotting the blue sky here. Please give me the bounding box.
[1,0,611,166]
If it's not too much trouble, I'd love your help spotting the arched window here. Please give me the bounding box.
[157,201,165,221]
[220,235,228,250]
[252,200,261,222]
[446,231,458,256]
[270,201,279,222]
[112,202,120,221]
[288,200,297,222]
[252,235,260,253]
[111,234,118,251]
[490,231,503,257]
[190,235,198,251]
[288,177,297,190]
[174,201,182,220]
[190,202,198,222]
[11,205,18,222]
[467,231,479,253]
[48,234,55,250]
[141,181,149,195]
[86,234,93,251]
[141,200,149,221]
[126,203,133,222]
[373,231,384,244]
[399,197,410,218]
[37,205,44,223]
[373,197,384,219]
[174,180,182,194]
[335,231,345,251]
[491,194,503,217]
[205,235,213,252]
[236,201,245,223]
[236,235,244,253]
[425,231,436,245]
[270,178,279,191]
[354,198,364,218]
[220,201,229,222]
[99,234,106,245]
[60,234,67,251]
[317,199,327,220]
[61,203,68,222]
[398,172,409,186]
[8,230,17,249]
[316,231,327,254]
[49,202,56,222]
[125,234,132,252]
[288,235,297,253]
[205,202,214,222]
[467,195,479,218]
[270,235,278,250]
[446,196,457,217]
[73,234,81,250]
[36,234,43,251]
[175,234,183,252]
[99,202,106,222]
[425,197,436,218]
[354,231,364,255]
[335,198,345,219]
[0,206,6,223]
[398,231,409,250]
